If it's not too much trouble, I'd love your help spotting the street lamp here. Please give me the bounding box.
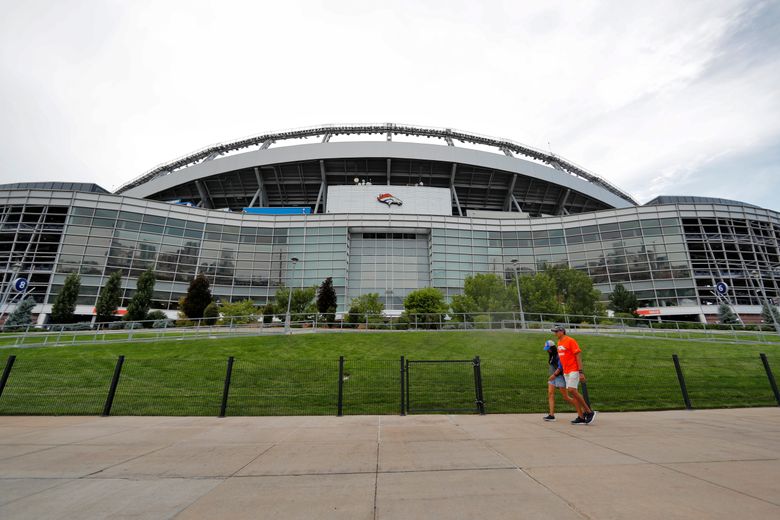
[750,270,780,334]
[510,259,526,329]
[284,257,299,334]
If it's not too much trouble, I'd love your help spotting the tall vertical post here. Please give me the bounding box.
[759,353,780,406]
[473,356,485,415]
[405,359,411,414]
[400,356,406,416]
[672,354,692,410]
[581,381,591,408]
[0,355,17,398]
[102,355,125,417]
[337,356,344,417]
[219,356,235,417]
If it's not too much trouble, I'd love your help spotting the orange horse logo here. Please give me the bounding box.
[377,193,403,206]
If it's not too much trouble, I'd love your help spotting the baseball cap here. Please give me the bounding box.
[550,325,565,333]
[543,340,556,351]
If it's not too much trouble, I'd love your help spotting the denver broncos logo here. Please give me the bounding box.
[377,193,403,206]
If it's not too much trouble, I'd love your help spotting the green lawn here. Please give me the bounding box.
[1,331,778,416]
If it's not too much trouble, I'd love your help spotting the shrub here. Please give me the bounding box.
[153,319,172,329]
[474,315,491,329]
[62,322,92,331]
[203,302,220,325]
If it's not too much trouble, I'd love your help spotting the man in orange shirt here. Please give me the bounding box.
[552,325,597,425]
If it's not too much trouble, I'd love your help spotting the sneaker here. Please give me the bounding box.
[543,415,556,422]
[571,416,587,425]
[585,411,598,425]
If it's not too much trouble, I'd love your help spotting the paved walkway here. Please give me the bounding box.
[1,409,779,519]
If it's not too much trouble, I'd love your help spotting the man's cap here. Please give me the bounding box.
[551,325,566,333]
[543,340,556,351]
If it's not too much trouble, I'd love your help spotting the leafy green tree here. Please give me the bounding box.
[544,265,604,319]
[220,299,258,324]
[125,269,156,321]
[95,271,122,323]
[316,277,337,324]
[51,273,81,323]
[181,273,213,319]
[451,273,515,315]
[274,286,317,318]
[347,293,384,324]
[203,302,219,325]
[717,303,740,325]
[403,287,449,328]
[5,296,36,330]
[516,272,562,317]
[608,283,639,315]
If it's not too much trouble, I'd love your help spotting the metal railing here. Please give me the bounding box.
[1,310,779,348]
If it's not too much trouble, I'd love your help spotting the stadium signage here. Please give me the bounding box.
[377,193,403,206]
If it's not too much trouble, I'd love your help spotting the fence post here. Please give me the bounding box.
[337,356,344,417]
[406,359,411,413]
[473,356,485,415]
[102,355,125,417]
[672,354,692,410]
[219,356,235,417]
[400,356,406,416]
[759,353,780,406]
[0,355,17,399]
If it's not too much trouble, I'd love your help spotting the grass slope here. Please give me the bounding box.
[1,331,778,416]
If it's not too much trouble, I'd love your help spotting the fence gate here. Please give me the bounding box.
[405,358,485,414]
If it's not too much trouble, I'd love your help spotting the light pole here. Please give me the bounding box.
[284,257,299,334]
[510,259,526,329]
[751,270,780,334]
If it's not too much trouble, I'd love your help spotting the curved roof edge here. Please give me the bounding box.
[115,123,637,205]
[120,141,634,210]
[0,182,109,194]
[644,195,760,209]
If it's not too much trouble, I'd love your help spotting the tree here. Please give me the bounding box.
[181,273,213,319]
[274,286,317,318]
[403,288,449,328]
[760,303,780,326]
[451,273,515,316]
[717,303,740,325]
[125,269,156,321]
[608,283,639,315]
[203,302,219,325]
[5,296,36,330]
[316,277,337,324]
[51,272,81,323]
[544,265,604,319]
[347,293,384,324]
[95,271,122,323]
[220,299,258,324]
[516,272,562,317]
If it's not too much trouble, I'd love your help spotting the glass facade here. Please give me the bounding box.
[348,232,430,310]
[1,189,779,320]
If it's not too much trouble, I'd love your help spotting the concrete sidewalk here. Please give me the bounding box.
[1,409,779,519]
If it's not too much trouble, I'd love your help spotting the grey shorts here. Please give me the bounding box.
[548,375,566,388]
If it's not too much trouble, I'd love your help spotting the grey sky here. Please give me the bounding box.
[1,0,778,209]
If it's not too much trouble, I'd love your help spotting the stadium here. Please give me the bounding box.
[1,123,778,324]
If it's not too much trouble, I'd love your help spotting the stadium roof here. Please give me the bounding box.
[115,123,636,206]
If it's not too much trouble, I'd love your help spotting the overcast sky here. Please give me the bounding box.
[1,0,778,209]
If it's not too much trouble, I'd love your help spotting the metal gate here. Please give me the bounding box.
[404,357,485,414]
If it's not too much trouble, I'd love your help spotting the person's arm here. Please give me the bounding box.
[576,352,586,382]
[548,360,563,381]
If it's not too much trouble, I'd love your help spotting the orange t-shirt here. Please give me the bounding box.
[556,335,582,374]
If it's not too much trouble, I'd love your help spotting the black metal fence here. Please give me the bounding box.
[0,353,778,416]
